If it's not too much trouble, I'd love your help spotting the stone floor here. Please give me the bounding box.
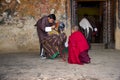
[0,49,120,80]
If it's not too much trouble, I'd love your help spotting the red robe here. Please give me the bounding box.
[68,31,90,64]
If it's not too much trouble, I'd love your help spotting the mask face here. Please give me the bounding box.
[58,22,65,32]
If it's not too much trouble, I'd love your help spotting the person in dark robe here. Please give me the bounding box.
[42,22,67,61]
[79,14,93,49]
[68,25,91,65]
[35,14,56,59]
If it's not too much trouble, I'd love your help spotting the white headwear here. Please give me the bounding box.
[79,17,93,38]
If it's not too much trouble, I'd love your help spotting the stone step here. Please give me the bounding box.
[91,43,104,49]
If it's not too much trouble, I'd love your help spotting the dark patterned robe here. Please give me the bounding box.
[42,33,67,59]
[35,16,55,54]
[35,16,54,42]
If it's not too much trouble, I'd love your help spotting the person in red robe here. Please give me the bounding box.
[68,25,91,65]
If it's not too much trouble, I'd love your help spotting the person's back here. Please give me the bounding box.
[79,14,93,49]
[68,25,90,65]
[69,30,89,52]
[79,14,93,38]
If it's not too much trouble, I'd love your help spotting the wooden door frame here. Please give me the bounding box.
[70,0,115,49]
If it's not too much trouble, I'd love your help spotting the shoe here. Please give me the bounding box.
[85,61,91,64]
[40,55,46,59]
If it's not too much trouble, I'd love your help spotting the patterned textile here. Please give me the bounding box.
[42,33,67,59]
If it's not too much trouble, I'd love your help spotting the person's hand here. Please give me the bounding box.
[51,25,55,29]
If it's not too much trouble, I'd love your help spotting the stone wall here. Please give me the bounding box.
[115,0,120,50]
[0,0,71,53]
[115,27,120,50]
[0,18,39,52]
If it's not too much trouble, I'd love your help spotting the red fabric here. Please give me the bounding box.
[68,31,89,64]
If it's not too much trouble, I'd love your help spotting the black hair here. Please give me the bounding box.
[83,14,88,17]
[48,14,56,20]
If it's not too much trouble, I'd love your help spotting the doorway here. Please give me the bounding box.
[77,1,103,43]
[70,0,115,48]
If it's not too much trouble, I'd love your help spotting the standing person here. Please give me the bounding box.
[35,14,56,59]
[68,25,91,65]
[79,14,93,49]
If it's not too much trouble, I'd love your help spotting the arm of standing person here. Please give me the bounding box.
[40,17,48,32]
[35,16,55,32]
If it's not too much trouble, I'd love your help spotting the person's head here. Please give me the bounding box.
[71,25,79,33]
[58,22,65,33]
[48,14,56,23]
[83,14,88,18]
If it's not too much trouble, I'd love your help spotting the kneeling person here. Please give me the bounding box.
[42,22,67,60]
[68,25,91,65]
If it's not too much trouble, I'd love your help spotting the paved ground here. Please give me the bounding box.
[0,49,120,80]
